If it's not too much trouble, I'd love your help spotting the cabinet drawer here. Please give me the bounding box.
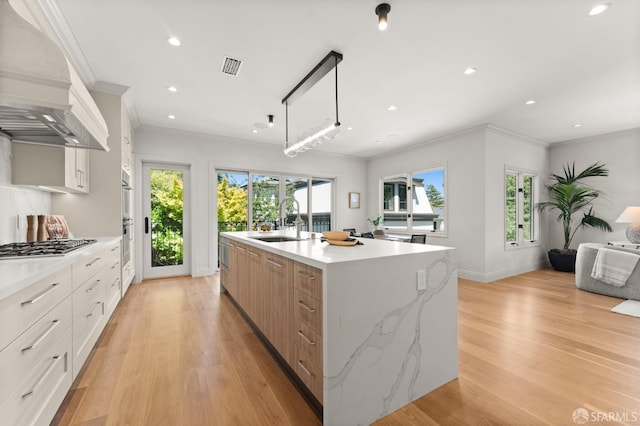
[72,269,106,320]
[0,297,71,406]
[295,321,322,366]
[105,257,121,282]
[105,275,121,319]
[0,327,72,426]
[295,346,323,402]
[72,299,105,379]
[293,263,322,300]
[294,289,322,335]
[0,267,72,351]
[72,246,113,290]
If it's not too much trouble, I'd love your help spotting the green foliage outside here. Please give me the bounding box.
[252,177,279,229]
[217,177,248,228]
[506,174,534,243]
[425,184,444,208]
[151,170,184,266]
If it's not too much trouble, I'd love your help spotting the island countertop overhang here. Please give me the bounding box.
[220,230,454,269]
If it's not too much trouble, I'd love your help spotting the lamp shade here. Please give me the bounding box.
[615,206,640,223]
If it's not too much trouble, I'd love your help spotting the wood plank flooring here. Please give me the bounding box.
[52,270,640,425]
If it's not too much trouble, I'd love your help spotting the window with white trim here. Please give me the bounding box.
[381,167,446,234]
[505,169,538,247]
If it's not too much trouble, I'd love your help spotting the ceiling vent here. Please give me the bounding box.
[220,57,242,76]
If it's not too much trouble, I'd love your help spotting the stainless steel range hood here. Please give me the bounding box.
[0,0,109,150]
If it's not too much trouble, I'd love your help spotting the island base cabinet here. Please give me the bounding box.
[294,347,323,402]
[0,327,72,426]
[264,253,293,366]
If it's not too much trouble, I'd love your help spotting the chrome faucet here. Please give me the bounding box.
[279,197,303,239]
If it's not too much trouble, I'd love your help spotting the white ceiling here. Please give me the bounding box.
[48,0,640,158]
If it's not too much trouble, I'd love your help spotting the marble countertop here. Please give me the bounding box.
[0,237,121,302]
[222,231,453,268]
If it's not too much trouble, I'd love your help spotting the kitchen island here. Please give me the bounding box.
[220,231,458,425]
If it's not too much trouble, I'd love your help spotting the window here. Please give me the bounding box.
[381,167,446,234]
[217,170,334,234]
[505,169,537,247]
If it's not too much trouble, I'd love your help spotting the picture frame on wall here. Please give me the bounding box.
[349,192,360,209]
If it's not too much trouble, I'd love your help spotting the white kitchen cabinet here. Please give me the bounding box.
[12,143,90,193]
[71,239,120,379]
[0,266,73,426]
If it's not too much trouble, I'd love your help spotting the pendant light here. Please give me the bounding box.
[375,3,391,31]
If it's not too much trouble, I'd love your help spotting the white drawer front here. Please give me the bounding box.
[0,327,72,426]
[0,297,71,406]
[72,268,106,320]
[72,248,109,291]
[0,267,72,352]
[72,299,105,379]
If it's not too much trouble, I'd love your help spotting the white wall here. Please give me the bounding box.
[546,128,640,250]
[0,136,51,244]
[367,124,548,282]
[367,126,488,280]
[134,125,367,278]
[484,126,548,280]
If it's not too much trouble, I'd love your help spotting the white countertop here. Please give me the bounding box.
[0,237,121,302]
[222,231,453,268]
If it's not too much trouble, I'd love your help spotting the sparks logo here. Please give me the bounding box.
[572,408,590,424]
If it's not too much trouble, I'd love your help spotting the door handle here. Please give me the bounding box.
[145,217,149,234]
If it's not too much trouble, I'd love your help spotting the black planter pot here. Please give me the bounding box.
[548,249,577,272]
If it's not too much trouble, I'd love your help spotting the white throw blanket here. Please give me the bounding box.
[591,248,640,287]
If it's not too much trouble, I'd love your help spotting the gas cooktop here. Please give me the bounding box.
[0,239,97,259]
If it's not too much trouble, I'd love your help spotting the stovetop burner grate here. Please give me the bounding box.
[0,239,97,259]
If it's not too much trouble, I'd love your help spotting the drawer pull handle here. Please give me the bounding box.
[110,245,119,252]
[297,271,315,280]
[85,257,101,267]
[86,279,101,292]
[266,258,283,268]
[298,330,316,345]
[111,262,120,270]
[21,283,60,306]
[21,354,61,398]
[248,251,259,257]
[111,278,121,288]
[21,320,60,352]
[86,302,101,318]
[298,360,314,377]
[237,247,245,252]
[297,300,316,313]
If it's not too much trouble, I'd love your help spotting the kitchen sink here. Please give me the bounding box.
[250,236,303,243]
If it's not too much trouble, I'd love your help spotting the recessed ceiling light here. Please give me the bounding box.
[347,126,353,130]
[464,67,477,75]
[167,114,176,120]
[166,36,181,46]
[252,129,258,134]
[525,99,536,105]
[376,141,383,144]
[588,3,611,16]
[167,86,178,92]
[573,123,582,128]
[387,105,397,111]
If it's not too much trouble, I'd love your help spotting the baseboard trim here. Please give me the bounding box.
[459,261,547,283]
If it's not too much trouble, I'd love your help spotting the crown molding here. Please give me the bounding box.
[36,0,97,88]
[485,123,548,147]
[92,81,129,96]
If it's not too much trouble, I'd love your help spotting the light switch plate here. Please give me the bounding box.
[417,269,427,291]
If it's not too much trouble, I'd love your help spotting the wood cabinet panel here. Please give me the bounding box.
[264,253,293,366]
[293,263,322,300]
[246,247,265,330]
[294,289,322,335]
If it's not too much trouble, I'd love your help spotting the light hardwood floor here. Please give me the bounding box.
[53,270,640,425]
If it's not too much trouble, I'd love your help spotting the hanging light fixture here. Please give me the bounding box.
[375,3,391,31]
[282,51,343,157]
[268,114,274,127]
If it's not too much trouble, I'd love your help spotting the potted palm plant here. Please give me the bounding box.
[536,162,613,272]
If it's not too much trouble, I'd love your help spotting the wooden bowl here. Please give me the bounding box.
[322,231,349,241]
